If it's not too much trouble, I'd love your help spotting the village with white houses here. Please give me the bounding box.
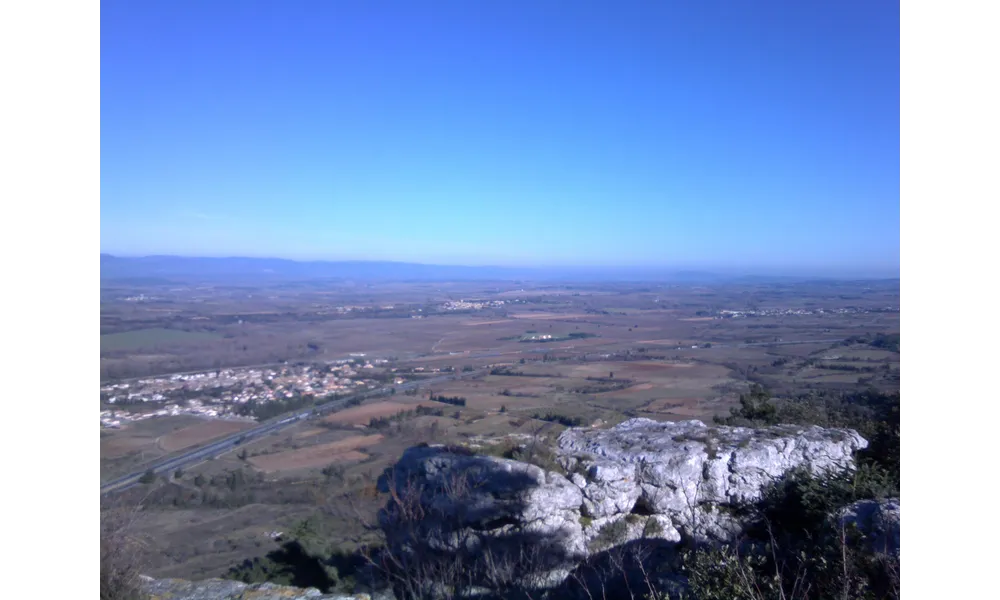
[99,358,395,429]
[440,299,507,311]
[715,305,900,319]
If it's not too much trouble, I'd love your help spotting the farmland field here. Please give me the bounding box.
[159,419,255,453]
[100,415,204,480]
[102,276,899,582]
[101,328,222,351]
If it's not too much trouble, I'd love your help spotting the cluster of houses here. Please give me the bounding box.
[717,306,899,319]
[441,299,506,311]
[523,333,554,341]
[99,360,388,428]
[99,399,256,428]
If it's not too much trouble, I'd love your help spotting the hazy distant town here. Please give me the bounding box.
[714,306,899,318]
[99,359,393,428]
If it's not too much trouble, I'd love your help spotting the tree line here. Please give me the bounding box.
[369,405,446,430]
[428,394,466,407]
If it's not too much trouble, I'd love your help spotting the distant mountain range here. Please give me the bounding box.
[100,254,896,284]
[99,254,735,283]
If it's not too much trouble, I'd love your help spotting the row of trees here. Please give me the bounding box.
[531,412,585,427]
[429,394,467,407]
[841,332,900,353]
[368,406,446,430]
[489,367,559,377]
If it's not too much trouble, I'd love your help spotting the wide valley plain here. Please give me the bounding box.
[101,277,899,580]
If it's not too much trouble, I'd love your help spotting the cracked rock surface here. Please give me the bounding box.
[139,420,876,597]
[141,576,375,599]
[376,419,867,587]
[559,418,867,541]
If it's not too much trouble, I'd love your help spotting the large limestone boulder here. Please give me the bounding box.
[559,418,867,541]
[376,419,867,590]
[141,576,365,599]
[377,445,587,589]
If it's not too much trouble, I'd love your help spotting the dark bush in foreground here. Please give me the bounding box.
[679,466,899,600]
[226,514,370,594]
[101,504,148,600]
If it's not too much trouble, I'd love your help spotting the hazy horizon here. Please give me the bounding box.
[100,253,898,280]
[101,1,899,273]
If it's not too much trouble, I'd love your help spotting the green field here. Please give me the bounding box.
[101,328,221,351]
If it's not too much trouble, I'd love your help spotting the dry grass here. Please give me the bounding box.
[101,436,154,460]
[321,401,425,426]
[248,434,384,472]
[158,419,253,452]
[101,501,148,600]
[101,417,201,459]
[291,427,329,439]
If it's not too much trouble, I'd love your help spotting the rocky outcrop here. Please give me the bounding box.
[560,418,867,543]
[377,444,588,589]
[137,420,879,599]
[838,497,900,556]
[377,419,868,590]
[141,576,367,599]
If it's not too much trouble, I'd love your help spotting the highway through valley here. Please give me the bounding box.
[100,337,846,496]
[100,370,471,496]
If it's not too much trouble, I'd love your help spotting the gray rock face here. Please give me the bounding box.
[138,421,879,599]
[377,420,867,590]
[560,418,867,542]
[838,498,900,556]
[378,445,588,589]
[141,576,364,599]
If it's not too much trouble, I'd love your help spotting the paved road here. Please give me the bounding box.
[100,349,561,496]
[99,371,474,496]
[101,337,846,496]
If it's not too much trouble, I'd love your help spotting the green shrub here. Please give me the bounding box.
[503,441,566,476]
[532,412,584,427]
[704,440,719,460]
[679,465,900,600]
[642,517,664,537]
[588,518,629,552]
[476,439,518,459]
[682,546,781,600]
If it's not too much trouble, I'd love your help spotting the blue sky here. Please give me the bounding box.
[101,0,899,275]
